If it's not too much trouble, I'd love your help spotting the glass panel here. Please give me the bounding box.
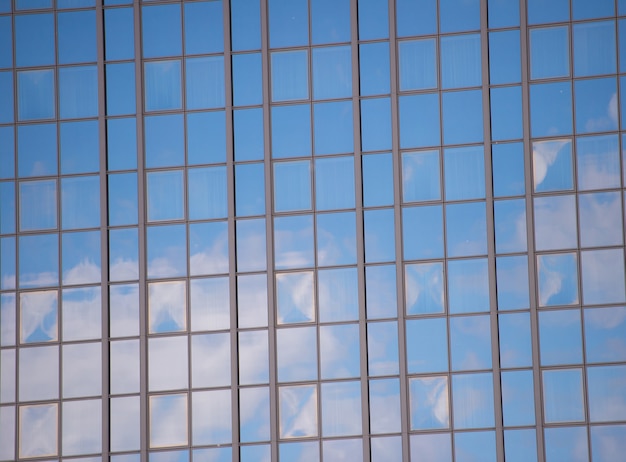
[0,182,15,234]
[320,324,360,379]
[148,280,186,334]
[58,10,96,64]
[316,212,357,266]
[444,145,485,200]
[191,334,231,388]
[494,199,527,253]
[491,86,523,141]
[445,202,487,257]
[280,441,319,461]
[359,42,390,96]
[315,156,354,210]
[190,277,230,332]
[145,114,184,168]
[109,284,139,337]
[311,0,350,44]
[363,153,394,207]
[440,0,480,33]
[274,215,314,270]
[441,34,481,89]
[499,312,532,368]
[106,63,136,116]
[591,425,626,462]
[19,233,58,289]
[237,273,268,328]
[365,265,397,319]
[504,429,538,462]
[189,221,229,276]
[185,56,225,110]
[0,126,15,179]
[107,118,137,171]
[454,431,496,462]
[17,69,55,120]
[450,315,492,371]
[488,0,520,27]
[147,224,187,278]
[369,379,401,434]
[277,326,317,382]
[452,372,495,429]
[364,209,395,263]
[0,16,11,69]
[233,53,263,106]
[405,261,445,314]
[312,46,352,99]
[59,65,98,119]
[62,342,101,398]
[20,290,58,343]
[448,259,489,313]
[587,365,626,422]
[62,286,101,341]
[271,50,309,101]
[236,218,267,272]
[61,176,100,229]
[0,71,13,123]
[148,336,188,391]
[0,237,15,291]
[406,317,448,373]
[19,180,57,231]
[316,264,358,319]
[537,253,579,307]
[358,0,389,40]
[323,439,362,460]
[399,38,437,91]
[60,120,99,174]
[532,139,573,192]
[581,249,626,305]
[104,8,134,61]
[501,370,536,426]
[584,306,626,363]
[534,195,577,251]
[367,321,399,376]
[109,228,139,282]
[489,30,521,85]
[268,0,308,47]
[19,404,58,458]
[577,135,620,190]
[410,433,452,462]
[527,0,569,24]
[544,427,588,462]
[409,376,449,430]
[575,77,618,134]
[108,174,138,227]
[239,330,269,385]
[235,163,265,217]
[111,396,140,452]
[273,160,312,212]
[239,387,270,443]
[529,26,570,79]
[188,167,227,220]
[15,13,55,67]
[149,394,188,448]
[0,406,14,461]
[399,93,440,148]
[372,436,403,461]
[361,97,392,152]
[574,21,616,77]
[0,294,16,346]
[271,104,311,158]
[19,345,59,401]
[62,231,101,285]
[142,4,182,58]
[17,123,57,177]
[234,108,264,161]
[402,150,440,202]
[442,90,483,145]
[187,111,226,165]
[530,82,573,138]
[543,368,585,422]
[231,0,261,51]
[184,1,224,55]
[403,205,444,260]
[279,385,318,438]
[276,271,315,324]
[145,60,182,111]
[321,381,362,437]
[313,100,354,155]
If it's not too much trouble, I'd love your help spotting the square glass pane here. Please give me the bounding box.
[574,77,618,134]
[574,21,616,77]
[19,233,58,289]
[61,399,102,456]
[440,0,479,33]
[185,56,225,110]
[191,334,230,388]
[504,429,537,462]
[409,433,452,462]
[312,46,352,99]
[529,26,570,79]
[399,38,437,91]
[187,111,226,165]
[577,134,620,190]
[579,192,622,248]
[271,50,309,101]
[19,345,58,401]
[584,306,626,364]
[444,146,485,200]
[358,0,389,40]
[311,0,350,44]
[62,342,101,398]
[147,170,184,222]
[17,123,57,177]
[544,427,588,462]
[441,34,481,89]
[591,426,626,462]
[450,314,492,371]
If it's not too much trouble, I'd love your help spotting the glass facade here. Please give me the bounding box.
[0,0,625,461]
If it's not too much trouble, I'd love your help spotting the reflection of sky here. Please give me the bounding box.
[237,273,268,328]
[501,370,535,427]
[0,349,14,403]
[274,215,314,270]
[20,290,57,343]
[277,326,317,382]
[544,426,588,462]
[542,368,584,423]
[19,403,57,458]
[499,312,532,368]
[447,258,490,314]
[455,431,497,462]
[0,294,15,346]
[590,425,626,462]
[19,345,58,401]
[451,372,495,429]
[192,389,232,445]
[318,267,358,322]
[109,284,139,338]
[149,280,186,333]
[150,394,188,448]
[316,212,357,266]
[0,407,14,461]
[238,330,269,385]
[367,321,399,376]
[62,230,101,285]
[320,324,360,379]
[239,387,270,443]
[62,342,101,398]
[279,441,319,462]
[191,333,230,388]
[110,339,140,395]
[538,309,582,366]
[534,194,577,251]
[410,433,451,462]
[405,262,444,314]
[578,192,622,247]
[323,438,363,461]
[276,271,315,324]
[189,221,229,276]
[576,134,620,190]
[581,249,626,305]
[190,277,230,331]
[321,381,362,437]
[369,379,401,434]
[406,318,447,374]
[409,376,449,430]
[532,139,572,192]
[537,253,579,307]
[372,436,402,462]
[587,365,626,423]
[365,265,397,319]
[148,336,188,391]
[62,399,102,456]
[279,385,318,438]
[584,306,626,363]
[110,396,140,452]
[496,255,529,310]
[450,315,492,371]
[62,286,101,341]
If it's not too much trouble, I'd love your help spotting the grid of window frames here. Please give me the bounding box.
[0,0,626,461]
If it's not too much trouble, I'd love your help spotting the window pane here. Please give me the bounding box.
[18,69,55,121]
[142,4,182,58]
[59,65,98,119]
[311,0,350,44]
[106,63,136,116]
[185,56,225,110]
[15,13,55,67]
[268,0,308,47]
[104,8,134,61]
[58,10,96,64]
[441,34,481,88]
[312,46,352,99]
[184,0,223,55]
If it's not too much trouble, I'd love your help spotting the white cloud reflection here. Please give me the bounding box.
[279,385,318,439]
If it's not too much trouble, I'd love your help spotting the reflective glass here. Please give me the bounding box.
[363,153,394,206]
[359,42,390,96]
[582,249,626,305]
[0,72,13,123]
[0,16,11,69]
[399,93,440,148]
[234,108,264,161]
[0,407,14,459]
[444,146,485,200]
[148,280,186,334]
[62,342,101,398]
[454,431,496,462]
[574,0,614,19]
[402,150,440,202]
[313,101,354,155]
[448,259,489,313]
[109,284,139,337]
[577,135,620,190]
[142,4,182,58]
[104,8,134,61]
[365,265,397,319]
[529,26,570,79]
[544,426,588,462]
[539,309,583,366]
[271,104,312,158]
[0,182,15,234]
[405,261,444,314]
[187,111,226,165]
[274,160,311,212]
[527,0,569,24]
[268,0,308,47]
[239,387,270,443]
[20,290,58,343]
[406,317,448,373]
[318,267,358,322]
[441,34,481,89]
[311,0,350,44]
[60,120,99,174]
[369,379,401,434]
[491,86,523,141]
[409,433,452,462]
[274,215,315,268]
[399,38,437,91]
[279,441,319,461]
[323,439,362,460]
[17,69,55,121]
[19,404,58,458]
[537,253,579,307]
[367,321,399,375]
[574,21,616,76]
[315,156,354,210]
[62,231,101,285]
[532,139,573,192]
[58,11,96,64]
[543,368,585,422]
[312,46,352,99]
[235,163,265,216]
[358,0,389,40]
[530,82,573,137]
[590,425,626,462]
[149,394,188,448]
[61,176,100,229]
[17,124,57,177]
[445,202,487,257]
[504,429,537,462]
[316,212,357,266]
[0,127,14,179]
[107,118,137,171]
[364,209,395,263]
[452,372,495,429]
[19,345,58,400]
[575,77,618,134]
[106,63,136,116]
[488,0,520,27]
[396,0,436,36]
[0,294,16,346]
[59,65,98,119]
[184,1,224,55]
[440,0,479,33]
[186,56,225,110]
[494,199,527,253]
[276,271,315,324]
[0,349,14,403]
[19,180,57,231]
[148,336,188,391]
[361,97,392,152]
[236,218,267,272]
[147,224,187,278]
[108,173,138,227]
[62,286,101,341]
[271,50,308,101]
[442,90,483,145]
[231,0,261,51]
[279,385,318,438]
[147,170,184,222]
[189,221,229,276]
[403,205,444,260]
[0,237,15,291]
[237,273,268,328]
[450,315,492,371]
[409,376,449,430]
[233,53,263,106]
[489,30,521,84]
[191,333,230,388]
[239,330,269,385]
[19,233,58,289]
[190,277,230,332]
[145,114,184,168]
[15,13,55,67]
[534,195,577,251]
[320,324,360,379]
[499,312,532,368]
[321,381,362,437]
[145,60,182,111]
[587,365,626,422]
[584,306,626,363]
[111,396,140,452]
[277,326,317,382]
[579,192,622,247]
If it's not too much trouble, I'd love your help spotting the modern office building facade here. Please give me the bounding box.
[1,0,626,461]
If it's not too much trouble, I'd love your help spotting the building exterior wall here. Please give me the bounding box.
[1,0,626,461]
